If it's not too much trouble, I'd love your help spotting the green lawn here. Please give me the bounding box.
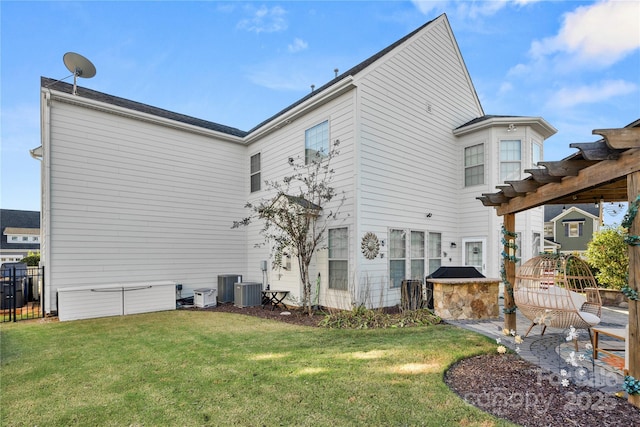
[1,311,514,426]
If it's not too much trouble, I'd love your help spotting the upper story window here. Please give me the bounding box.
[305,120,329,164]
[500,139,521,182]
[250,153,261,193]
[532,142,542,168]
[564,221,584,238]
[464,144,484,187]
[7,235,39,244]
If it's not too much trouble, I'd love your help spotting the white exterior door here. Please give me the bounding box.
[462,238,486,276]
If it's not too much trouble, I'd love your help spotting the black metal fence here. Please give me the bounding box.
[1,265,45,322]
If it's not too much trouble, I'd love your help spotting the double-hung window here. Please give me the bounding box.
[532,142,542,168]
[389,229,406,288]
[428,232,442,274]
[410,231,425,280]
[500,140,521,182]
[464,144,484,187]
[305,120,329,164]
[250,153,261,193]
[328,228,348,290]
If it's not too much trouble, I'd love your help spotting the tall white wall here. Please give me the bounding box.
[353,16,484,307]
[242,90,357,308]
[43,96,247,312]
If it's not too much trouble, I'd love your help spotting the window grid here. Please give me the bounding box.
[328,228,348,290]
[305,121,329,164]
[464,144,484,186]
[500,140,521,182]
[410,231,425,281]
[250,153,261,193]
[428,232,441,275]
[389,229,406,288]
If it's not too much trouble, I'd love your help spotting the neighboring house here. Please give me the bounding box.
[1,209,40,264]
[543,204,601,255]
[35,14,556,319]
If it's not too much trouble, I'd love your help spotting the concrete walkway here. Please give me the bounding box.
[446,299,629,395]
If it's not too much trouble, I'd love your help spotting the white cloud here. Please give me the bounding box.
[288,38,308,53]
[411,0,542,18]
[237,5,287,34]
[530,0,640,68]
[545,79,637,109]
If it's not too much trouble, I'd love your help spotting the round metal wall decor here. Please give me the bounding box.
[361,232,380,260]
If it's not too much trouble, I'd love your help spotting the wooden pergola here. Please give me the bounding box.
[478,123,639,406]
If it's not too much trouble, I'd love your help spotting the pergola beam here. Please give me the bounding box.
[594,128,640,149]
[496,148,639,216]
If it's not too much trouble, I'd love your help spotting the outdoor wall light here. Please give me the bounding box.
[450,242,457,248]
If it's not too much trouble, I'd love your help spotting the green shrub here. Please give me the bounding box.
[319,306,440,329]
[585,227,628,289]
[20,251,40,266]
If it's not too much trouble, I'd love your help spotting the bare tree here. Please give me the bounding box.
[233,142,344,314]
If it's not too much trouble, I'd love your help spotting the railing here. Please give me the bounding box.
[1,266,45,322]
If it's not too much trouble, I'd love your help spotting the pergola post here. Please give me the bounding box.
[628,171,639,407]
[503,213,517,332]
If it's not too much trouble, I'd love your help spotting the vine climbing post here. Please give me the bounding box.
[626,172,639,407]
[503,213,517,332]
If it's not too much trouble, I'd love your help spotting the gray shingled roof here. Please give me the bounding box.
[41,77,248,138]
[456,115,525,130]
[1,209,40,251]
[41,14,442,138]
[544,204,600,222]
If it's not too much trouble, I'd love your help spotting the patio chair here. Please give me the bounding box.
[514,254,602,338]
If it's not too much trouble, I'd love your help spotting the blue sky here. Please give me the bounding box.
[2,1,639,219]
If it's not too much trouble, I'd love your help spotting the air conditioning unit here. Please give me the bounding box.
[194,288,217,308]
[234,282,262,308]
[218,274,242,303]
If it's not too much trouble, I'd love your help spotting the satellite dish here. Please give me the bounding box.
[63,52,96,95]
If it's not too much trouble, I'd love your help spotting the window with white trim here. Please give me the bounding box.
[250,153,261,193]
[464,144,484,187]
[328,227,348,290]
[532,142,542,168]
[500,139,521,182]
[532,232,541,256]
[305,120,329,164]
[428,232,441,275]
[410,231,425,281]
[389,229,406,288]
[565,221,584,237]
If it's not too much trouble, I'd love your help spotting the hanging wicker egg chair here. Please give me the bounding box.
[514,253,602,337]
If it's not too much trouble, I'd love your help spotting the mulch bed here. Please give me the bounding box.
[197,304,640,426]
[445,353,640,426]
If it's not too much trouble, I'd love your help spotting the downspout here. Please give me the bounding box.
[40,88,53,314]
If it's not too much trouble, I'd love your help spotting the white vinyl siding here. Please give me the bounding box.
[44,98,247,312]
